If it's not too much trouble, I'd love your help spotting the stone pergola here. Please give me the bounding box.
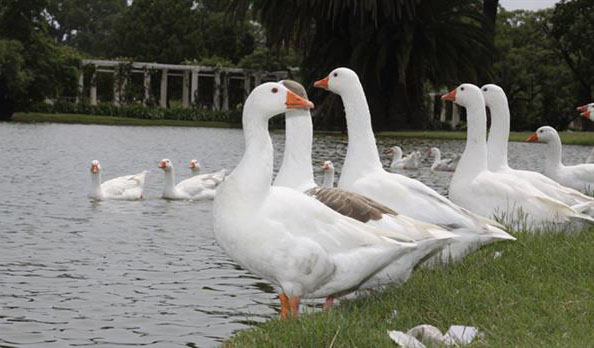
[79,59,289,110]
[429,91,461,129]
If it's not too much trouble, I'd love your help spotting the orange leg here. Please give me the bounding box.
[279,293,290,320]
[289,296,301,318]
[324,296,334,311]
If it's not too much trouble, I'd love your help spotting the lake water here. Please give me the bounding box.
[0,122,591,347]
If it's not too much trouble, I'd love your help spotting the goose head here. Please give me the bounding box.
[383,146,402,157]
[313,67,359,95]
[526,126,558,143]
[322,160,334,173]
[429,147,440,157]
[441,83,483,108]
[577,103,594,119]
[189,159,200,172]
[480,84,506,109]
[158,158,174,172]
[90,160,101,174]
[245,82,314,121]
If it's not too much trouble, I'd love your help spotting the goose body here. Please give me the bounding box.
[313,68,514,264]
[88,160,147,201]
[273,80,456,290]
[159,159,216,200]
[384,146,419,170]
[189,159,227,188]
[483,84,594,215]
[429,147,458,172]
[214,82,418,318]
[527,126,594,194]
[444,84,593,231]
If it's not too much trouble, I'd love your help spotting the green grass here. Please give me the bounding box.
[228,229,594,347]
[376,130,594,146]
[10,112,241,128]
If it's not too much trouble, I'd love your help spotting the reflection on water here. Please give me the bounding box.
[0,122,591,347]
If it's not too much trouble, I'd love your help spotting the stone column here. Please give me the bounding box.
[191,69,199,105]
[254,72,262,87]
[182,71,190,108]
[160,69,168,108]
[222,72,229,111]
[452,103,460,129]
[243,72,251,99]
[143,68,151,106]
[90,69,97,106]
[113,70,120,106]
[213,70,221,110]
[439,98,446,122]
[76,72,84,104]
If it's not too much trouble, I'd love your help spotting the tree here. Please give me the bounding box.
[0,40,31,119]
[231,0,493,130]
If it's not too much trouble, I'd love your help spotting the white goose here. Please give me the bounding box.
[272,80,456,299]
[189,159,227,188]
[587,148,594,164]
[483,84,594,214]
[321,161,335,188]
[384,146,419,170]
[577,103,594,122]
[213,82,417,319]
[314,68,514,263]
[429,147,458,172]
[88,160,147,201]
[444,84,593,231]
[527,126,594,194]
[159,159,216,200]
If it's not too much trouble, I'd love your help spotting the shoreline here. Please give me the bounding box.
[9,112,594,145]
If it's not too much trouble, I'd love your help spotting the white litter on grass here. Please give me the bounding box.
[388,325,481,347]
[493,251,504,259]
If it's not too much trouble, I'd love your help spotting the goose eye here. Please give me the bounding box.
[333,72,338,77]
[483,87,488,92]
[461,87,465,91]
[271,87,278,93]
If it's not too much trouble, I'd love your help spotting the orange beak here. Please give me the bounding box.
[581,111,591,118]
[90,164,99,173]
[286,90,314,109]
[441,88,457,102]
[159,161,166,169]
[383,148,394,155]
[526,133,539,142]
[577,105,588,113]
[313,76,329,90]
[189,162,196,169]
[322,163,329,171]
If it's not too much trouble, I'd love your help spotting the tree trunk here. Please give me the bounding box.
[483,0,499,28]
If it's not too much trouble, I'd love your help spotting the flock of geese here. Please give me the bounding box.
[88,67,594,320]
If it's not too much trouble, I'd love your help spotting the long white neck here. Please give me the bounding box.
[486,96,511,171]
[339,83,383,186]
[391,148,403,165]
[91,172,103,198]
[226,100,274,205]
[431,149,441,168]
[273,109,316,191]
[323,168,335,188]
[190,168,199,177]
[544,134,563,171]
[453,99,488,181]
[162,168,177,196]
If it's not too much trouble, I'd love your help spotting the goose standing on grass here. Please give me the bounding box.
[483,84,594,214]
[443,84,594,231]
[384,146,419,170]
[159,159,216,200]
[213,82,419,319]
[314,68,514,263]
[272,80,456,301]
[429,147,458,172]
[321,161,335,188]
[88,160,147,201]
[527,126,594,194]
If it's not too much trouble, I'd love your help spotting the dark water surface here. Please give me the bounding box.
[0,122,591,347]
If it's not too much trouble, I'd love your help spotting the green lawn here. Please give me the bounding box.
[11,112,241,128]
[228,229,594,347]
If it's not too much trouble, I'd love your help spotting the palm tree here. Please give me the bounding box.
[231,0,494,130]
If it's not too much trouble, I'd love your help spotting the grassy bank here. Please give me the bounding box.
[228,229,594,347]
[11,112,241,128]
[376,130,594,145]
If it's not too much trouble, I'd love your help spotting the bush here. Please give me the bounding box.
[29,101,243,123]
